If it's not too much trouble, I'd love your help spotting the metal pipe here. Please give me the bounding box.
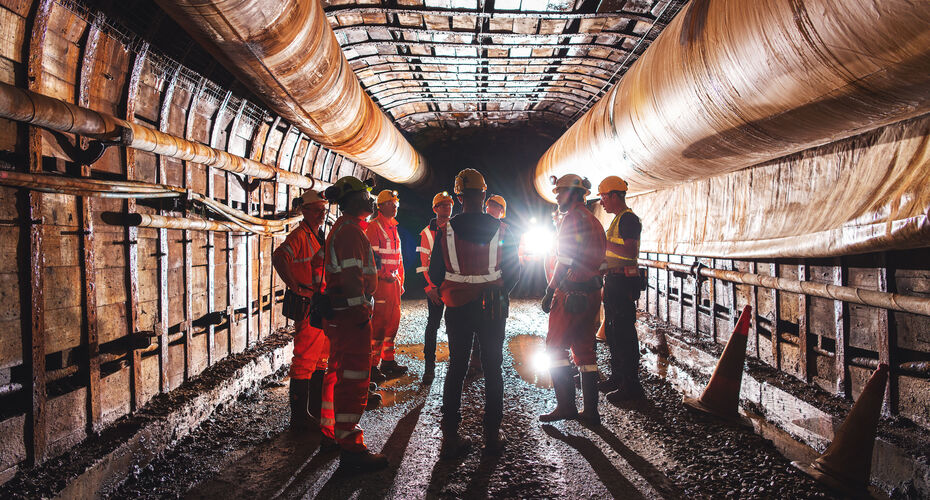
[0,170,303,233]
[535,0,930,201]
[127,213,296,235]
[638,258,930,317]
[0,82,321,189]
[155,0,426,184]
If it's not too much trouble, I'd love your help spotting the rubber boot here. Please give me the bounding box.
[380,359,408,377]
[289,378,314,430]
[423,359,435,384]
[308,370,324,420]
[539,366,578,422]
[340,448,388,472]
[366,390,382,410]
[370,366,387,383]
[483,427,507,456]
[439,422,472,459]
[578,371,601,426]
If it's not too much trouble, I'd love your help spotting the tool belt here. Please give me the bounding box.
[282,290,311,323]
[480,286,509,321]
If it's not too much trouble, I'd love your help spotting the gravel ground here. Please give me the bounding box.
[109,299,843,499]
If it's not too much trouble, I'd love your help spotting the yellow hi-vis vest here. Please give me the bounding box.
[605,209,639,270]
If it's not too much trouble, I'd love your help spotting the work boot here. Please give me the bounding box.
[320,435,340,454]
[483,428,507,456]
[539,366,578,422]
[577,371,601,426]
[422,361,435,384]
[370,366,387,383]
[439,423,472,459]
[289,378,315,430]
[379,359,408,377]
[366,390,382,410]
[339,448,388,472]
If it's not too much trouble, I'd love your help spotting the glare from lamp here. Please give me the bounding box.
[532,350,551,373]
[522,227,554,256]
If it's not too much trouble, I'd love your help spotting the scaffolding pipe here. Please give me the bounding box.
[638,258,930,318]
[155,0,427,184]
[0,82,324,190]
[535,0,930,201]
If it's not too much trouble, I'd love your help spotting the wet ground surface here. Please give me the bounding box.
[110,300,844,499]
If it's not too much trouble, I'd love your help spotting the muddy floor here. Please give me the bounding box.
[110,299,843,499]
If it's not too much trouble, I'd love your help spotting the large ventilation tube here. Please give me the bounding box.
[155,0,426,184]
[535,0,930,202]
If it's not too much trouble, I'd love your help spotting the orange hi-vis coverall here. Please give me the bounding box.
[417,222,438,290]
[366,214,404,366]
[547,201,607,373]
[276,222,329,380]
[321,215,378,451]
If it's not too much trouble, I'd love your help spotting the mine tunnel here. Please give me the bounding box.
[0,0,929,497]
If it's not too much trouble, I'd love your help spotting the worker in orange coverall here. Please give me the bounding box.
[319,176,387,472]
[272,190,332,438]
[366,189,407,381]
[418,191,454,384]
[539,174,607,426]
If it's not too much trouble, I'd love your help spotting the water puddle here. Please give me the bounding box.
[376,374,420,407]
[395,342,450,362]
[508,334,553,388]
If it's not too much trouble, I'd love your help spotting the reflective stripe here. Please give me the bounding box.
[335,413,363,424]
[375,300,386,304]
[598,261,609,271]
[416,266,428,273]
[322,401,334,410]
[606,250,636,261]
[282,244,295,259]
[378,248,401,255]
[416,246,430,254]
[363,265,377,275]
[609,236,625,244]
[445,224,461,274]
[335,429,360,439]
[294,256,313,263]
[550,358,571,367]
[342,369,369,380]
[340,258,362,269]
[320,418,335,426]
[371,246,381,251]
[445,270,502,283]
[557,255,574,266]
[487,226,501,276]
[381,258,401,265]
[423,227,434,249]
[578,364,599,373]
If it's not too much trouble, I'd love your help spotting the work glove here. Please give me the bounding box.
[541,287,555,314]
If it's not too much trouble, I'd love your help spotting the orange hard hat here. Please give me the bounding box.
[597,176,628,195]
[486,194,506,217]
[432,191,453,207]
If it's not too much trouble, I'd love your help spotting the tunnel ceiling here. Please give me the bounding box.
[323,0,688,134]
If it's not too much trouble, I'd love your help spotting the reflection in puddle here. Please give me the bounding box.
[509,334,553,388]
[376,374,420,407]
[395,342,450,362]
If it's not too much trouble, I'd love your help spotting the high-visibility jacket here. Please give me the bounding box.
[438,218,504,307]
[417,219,441,290]
[556,201,607,283]
[324,215,377,311]
[605,208,641,272]
[366,214,405,286]
[276,222,325,294]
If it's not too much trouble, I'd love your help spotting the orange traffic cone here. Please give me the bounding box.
[792,364,889,498]
[682,305,752,425]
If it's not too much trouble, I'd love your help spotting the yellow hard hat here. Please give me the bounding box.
[324,176,373,203]
[300,190,326,206]
[376,189,399,205]
[551,174,591,196]
[432,191,453,207]
[597,175,628,195]
[453,168,487,194]
[486,194,506,217]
